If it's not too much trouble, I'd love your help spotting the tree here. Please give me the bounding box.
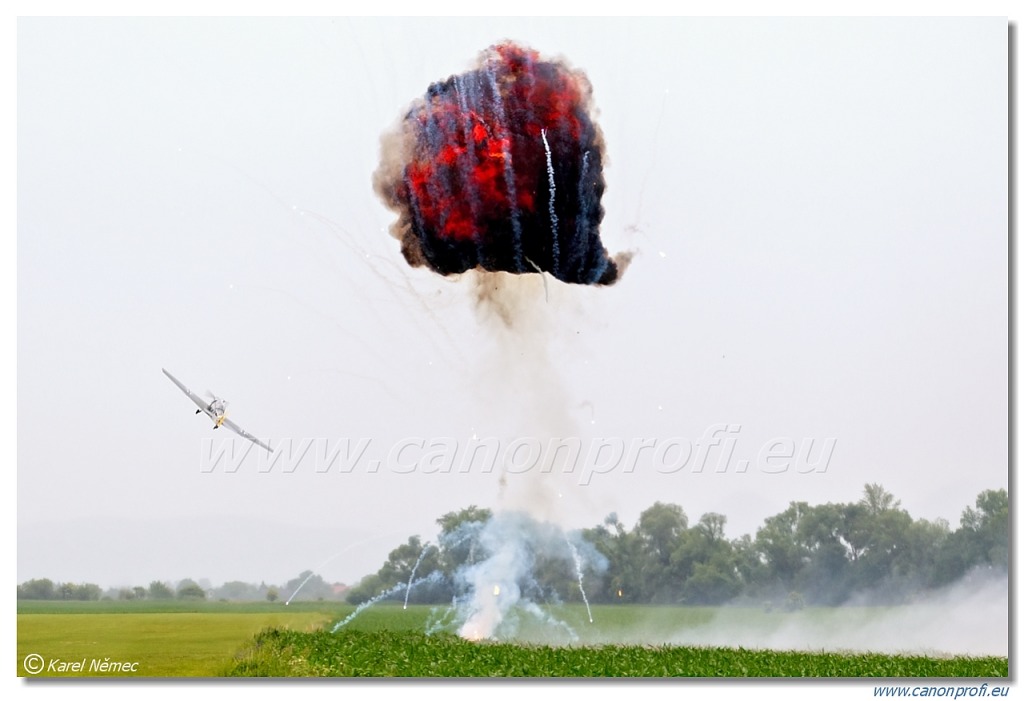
[731,534,769,595]
[683,558,742,604]
[282,571,333,602]
[436,506,492,576]
[676,513,741,605]
[836,502,871,563]
[634,502,688,602]
[795,503,854,604]
[345,573,385,605]
[378,537,428,586]
[861,483,900,516]
[755,502,810,594]
[581,513,643,603]
[17,578,56,600]
[437,505,492,536]
[898,517,950,591]
[70,583,102,601]
[266,587,279,603]
[176,579,206,600]
[637,502,688,557]
[962,488,1009,569]
[848,485,915,601]
[696,512,727,542]
[214,581,261,601]
[934,488,1009,585]
[148,581,174,599]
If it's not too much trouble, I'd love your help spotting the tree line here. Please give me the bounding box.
[16,574,347,603]
[346,484,1008,607]
[18,484,1006,608]
[17,578,225,601]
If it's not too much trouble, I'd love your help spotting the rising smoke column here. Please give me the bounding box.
[375,42,630,285]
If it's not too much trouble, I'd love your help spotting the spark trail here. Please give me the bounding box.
[332,571,443,632]
[283,534,396,605]
[566,536,594,624]
[404,543,435,610]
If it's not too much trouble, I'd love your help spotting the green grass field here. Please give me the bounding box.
[17,600,337,677]
[227,629,1007,677]
[17,600,1008,678]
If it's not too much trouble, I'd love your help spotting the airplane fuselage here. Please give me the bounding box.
[163,368,271,453]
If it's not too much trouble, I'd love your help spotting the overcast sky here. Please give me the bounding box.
[17,17,1007,589]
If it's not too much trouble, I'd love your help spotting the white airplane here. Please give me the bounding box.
[162,368,272,453]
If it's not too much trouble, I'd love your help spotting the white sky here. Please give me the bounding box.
[16,16,1008,590]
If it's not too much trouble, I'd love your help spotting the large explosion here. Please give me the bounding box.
[375,41,630,285]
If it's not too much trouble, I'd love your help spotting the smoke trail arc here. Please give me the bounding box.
[375,42,630,286]
[404,543,436,609]
[332,571,444,632]
[566,536,594,624]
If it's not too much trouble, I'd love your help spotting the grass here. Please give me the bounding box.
[17,600,1009,678]
[226,628,1009,677]
[17,602,338,677]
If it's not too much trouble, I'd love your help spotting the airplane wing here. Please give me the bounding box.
[222,417,273,453]
[163,368,212,416]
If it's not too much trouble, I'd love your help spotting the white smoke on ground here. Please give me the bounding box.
[445,569,1006,657]
[657,572,1008,657]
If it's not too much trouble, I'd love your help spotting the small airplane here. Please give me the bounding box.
[162,368,272,453]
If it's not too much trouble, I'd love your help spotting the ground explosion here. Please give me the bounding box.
[375,42,629,285]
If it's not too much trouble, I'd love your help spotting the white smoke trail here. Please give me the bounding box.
[403,543,435,610]
[565,536,593,624]
[540,128,560,269]
[331,570,443,633]
[284,534,395,605]
[285,569,325,606]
